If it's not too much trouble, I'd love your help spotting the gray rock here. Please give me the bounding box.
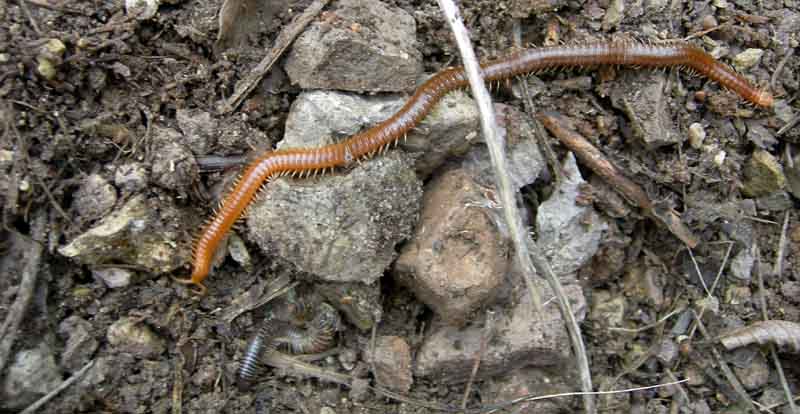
[756,191,793,212]
[590,290,625,327]
[1,344,62,410]
[72,173,117,223]
[608,71,681,148]
[415,284,586,383]
[786,155,800,200]
[367,336,413,392]
[247,152,421,284]
[394,168,509,326]
[462,103,544,191]
[58,316,98,372]
[148,125,199,193]
[93,267,138,288]
[59,194,190,276]
[176,108,218,155]
[536,153,608,277]
[317,280,382,331]
[107,317,166,358]
[486,367,574,413]
[732,350,769,391]
[284,0,422,92]
[733,48,764,71]
[509,0,569,17]
[114,162,149,194]
[746,120,778,150]
[742,149,785,198]
[282,90,478,177]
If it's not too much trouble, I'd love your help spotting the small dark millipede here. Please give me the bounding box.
[174,39,773,295]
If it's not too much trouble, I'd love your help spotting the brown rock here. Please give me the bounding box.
[368,336,413,392]
[394,168,509,326]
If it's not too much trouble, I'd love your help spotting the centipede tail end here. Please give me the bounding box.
[172,276,208,296]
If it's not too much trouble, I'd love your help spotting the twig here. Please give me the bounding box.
[773,211,790,277]
[19,0,42,35]
[435,2,594,413]
[693,312,759,414]
[217,0,331,114]
[19,359,95,414]
[0,212,45,374]
[22,0,85,15]
[755,247,797,414]
[771,48,794,93]
[462,310,494,410]
[537,112,699,248]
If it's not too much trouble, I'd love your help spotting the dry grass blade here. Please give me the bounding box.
[719,320,800,353]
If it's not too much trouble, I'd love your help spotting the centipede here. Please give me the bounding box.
[173,39,772,295]
[237,299,340,389]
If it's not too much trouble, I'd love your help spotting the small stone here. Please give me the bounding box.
[729,246,755,281]
[756,191,793,212]
[394,168,509,326]
[742,149,786,197]
[732,351,769,390]
[58,316,98,372]
[126,0,160,19]
[320,406,337,414]
[602,0,625,30]
[0,53,9,63]
[284,0,422,92]
[713,150,727,167]
[1,344,62,410]
[536,153,608,276]
[59,194,190,276]
[733,49,764,71]
[591,289,625,327]
[368,336,413,392]
[688,122,706,149]
[724,285,752,305]
[72,173,117,223]
[712,0,729,8]
[655,338,679,366]
[176,108,218,155]
[35,39,66,80]
[317,280,382,331]
[338,348,357,371]
[93,267,137,288]
[148,125,199,193]
[609,71,681,148]
[226,232,252,272]
[107,317,166,358]
[114,162,149,194]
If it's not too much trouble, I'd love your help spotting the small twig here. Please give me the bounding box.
[693,312,759,414]
[755,247,797,414]
[607,307,683,333]
[461,310,494,410]
[19,359,95,414]
[537,112,699,248]
[218,0,331,114]
[773,211,790,277]
[0,212,45,374]
[771,48,794,93]
[18,0,42,34]
[777,113,800,137]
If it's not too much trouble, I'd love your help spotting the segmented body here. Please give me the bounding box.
[175,40,772,294]
[237,300,340,389]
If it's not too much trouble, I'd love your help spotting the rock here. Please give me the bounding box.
[107,317,166,358]
[284,0,422,92]
[622,264,664,307]
[247,152,421,284]
[732,48,764,71]
[746,120,777,150]
[602,0,625,30]
[317,280,382,331]
[126,0,160,19]
[655,338,679,366]
[787,155,800,200]
[462,103,544,191]
[590,289,625,327]
[394,168,509,326]
[755,191,793,212]
[72,173,117,223]
[148,125,199,193]
[176,108,219,155]
[93,267,138,288]
[36,39,66,80]
[226,232,252,273]
[536,153,608,276]
[114,162,149,194]
[282,90,478,177]
[742,149,785,197]
[367,336,413,392]
[1,344,62,410]
[729,245,755,282]
[58,316,98,372]
[415,284,586,383]
[608,71,681,148]
[688,122,706,149]
[731,350,769,391]
[486,368,573,413]
[509,0,569,17]
[724,284,752,305]
[59,194,189,276]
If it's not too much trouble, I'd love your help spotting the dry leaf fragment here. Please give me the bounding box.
[719,320,800,353]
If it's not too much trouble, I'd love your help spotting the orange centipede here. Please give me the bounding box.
[174,39,773,295]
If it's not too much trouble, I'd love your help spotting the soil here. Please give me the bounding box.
[0,0,798,413]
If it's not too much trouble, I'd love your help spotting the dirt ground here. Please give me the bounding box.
[1,0,799,413]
